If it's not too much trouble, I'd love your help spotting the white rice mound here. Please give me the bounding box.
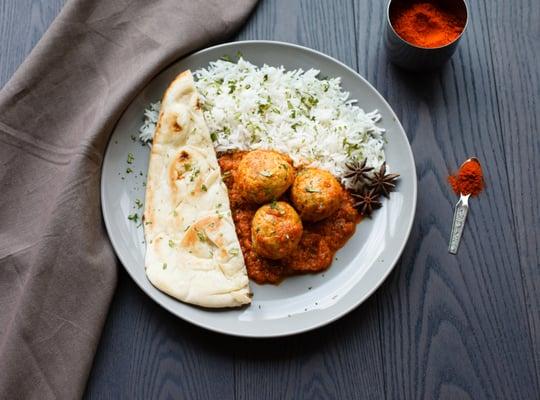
[139,58,386,188]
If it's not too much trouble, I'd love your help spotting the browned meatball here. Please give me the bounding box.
[290,168,343,222]
[236,150,295,204]
[251,202,303,260]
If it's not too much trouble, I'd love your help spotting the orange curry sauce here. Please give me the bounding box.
[218,151,361,284]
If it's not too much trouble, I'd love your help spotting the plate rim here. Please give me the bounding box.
[101,39,417,337]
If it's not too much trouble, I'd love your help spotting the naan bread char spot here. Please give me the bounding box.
[143,70,251,308]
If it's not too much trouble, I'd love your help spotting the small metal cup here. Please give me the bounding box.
[385,0,469,71]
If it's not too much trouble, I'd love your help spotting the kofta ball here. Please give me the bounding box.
[236,150,295,204]
[291,168,343,222]
[251,202,303,260]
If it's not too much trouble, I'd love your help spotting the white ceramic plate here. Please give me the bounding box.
[101,41,417,337]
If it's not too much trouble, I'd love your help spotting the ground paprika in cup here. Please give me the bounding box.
[390,2,466,48]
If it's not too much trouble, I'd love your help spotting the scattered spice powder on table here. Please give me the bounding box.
[391,2,466,48]
[448,159,484,196]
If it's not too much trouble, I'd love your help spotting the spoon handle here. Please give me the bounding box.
[448,194,470,254]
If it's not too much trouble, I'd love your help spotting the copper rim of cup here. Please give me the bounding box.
[386,0,469,50]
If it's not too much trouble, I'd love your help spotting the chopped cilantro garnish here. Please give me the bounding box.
[305,187,321,193]
[250,133,259,144]
[322,81,330,92]
[135,199,143,209]
[168,240,175,248]
[127,213,138,222]
[210,132,218,142]
[126,167,133,174]
[196,229,207,242]
[189,168,200,182]
[162,263,167,270]
[127,153,134,164]
[301,95,319,109]
[258,103,271,115]
[201,184,208,192]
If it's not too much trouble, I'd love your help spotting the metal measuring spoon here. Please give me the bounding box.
[448,157,480,254]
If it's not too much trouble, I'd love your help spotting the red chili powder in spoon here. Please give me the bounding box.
[391,2,465,48]
[448,159,484,197]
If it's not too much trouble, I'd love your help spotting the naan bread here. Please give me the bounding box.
[143,70,251,308]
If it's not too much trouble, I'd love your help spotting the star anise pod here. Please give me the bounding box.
[352,188,382,217]
[369,162,400,198]
[344,158,373,188]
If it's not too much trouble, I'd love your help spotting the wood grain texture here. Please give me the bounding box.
[485,0,540,382]
[85,270,236,400]
[231,301,386,400]
[353,0,540,398]
[0,0,538,399]
[0,0,64,86]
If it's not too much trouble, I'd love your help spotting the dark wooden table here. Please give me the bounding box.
[2,0,538,398]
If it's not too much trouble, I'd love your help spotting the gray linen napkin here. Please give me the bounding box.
[0,0,257,398]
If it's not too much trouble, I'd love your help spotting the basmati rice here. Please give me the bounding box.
[139,58,386,188]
